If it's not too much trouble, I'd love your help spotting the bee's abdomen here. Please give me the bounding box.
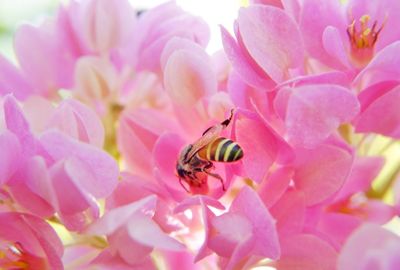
[197,137,243,162]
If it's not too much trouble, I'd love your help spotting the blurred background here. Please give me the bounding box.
[0,0,244,62]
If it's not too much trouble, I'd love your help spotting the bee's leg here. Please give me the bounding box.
[204,161,214,170]
[204,171,226,191]
[179,177,190,193]
[221,108,234,128]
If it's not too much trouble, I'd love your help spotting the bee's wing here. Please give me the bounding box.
[185,125,223,161]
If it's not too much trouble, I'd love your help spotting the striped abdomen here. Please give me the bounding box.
[197,137,243,162]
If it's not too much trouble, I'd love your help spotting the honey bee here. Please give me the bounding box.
[176,110,243,192]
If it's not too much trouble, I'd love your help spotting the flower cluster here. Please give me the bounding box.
[0,0,399,269]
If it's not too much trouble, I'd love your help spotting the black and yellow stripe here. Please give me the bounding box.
[197,137,243,162]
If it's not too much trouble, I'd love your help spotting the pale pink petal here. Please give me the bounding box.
[361,200,395,224]
[281,84,359,147]
[0,131,21,185]
[258,166,293,208]
[338,224,400,270]
[277,234,337,270]
[354,41,400,88]
[72,0,136,53]
[48,99,105,147]
[299,0,347,68]
[174,196,225,214]
[208,213,253,257]
[127,214,185,251]
[90,249,156,270]
[238,5,304,82]
[22,96,55,134]
[160,37,211,71]
[3,94,36,156]
[14,23,75,96]
[164,49,217,107]
[87,195,157,235]
[0,54,33,99]
[39,130,118,198]
[230,186,280,259]
[355,84,400,138]
[293,143,353,206]
[221,26,274,90]
[224,236,256,270]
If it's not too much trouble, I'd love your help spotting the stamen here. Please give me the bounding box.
[346,14,384,66]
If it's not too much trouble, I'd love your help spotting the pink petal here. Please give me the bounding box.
[335,156,384,202]
[235,114,292,183]
[299,0,347,68]
[322,26,351,68]
[22,96,55,134]
[355,84,400,138]
[293,143,353,206]
[354,41,400,89]
[90,249,156,270]
[238,5,304,82]
[40,130,118,198]
[164,49,217,107]
[317,213,361,248]
[277,234,338,270]
[281,84,359,148]
[87,195,157,235]
[230,186,280,259]
[0,55,33,100]
[338,224,400,270]
[270,189,306,235]
[127,214,185,251]
[258,166,293,208]
[0,131,21,185]
[221,26,274,90]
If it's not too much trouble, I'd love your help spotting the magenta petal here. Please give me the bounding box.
[231,186,280,259]
[283,84,360,148]
[338,224,400,270]
[294,143,353,206]
[127,214,185,251]
[40,130,118,198]
[164,49,217,107]
[355,84,400,138]
[322,26,350,68]
[238,5,304,82]
[0,131,21,185]
[277,234,337,270]
[0,55,33,100]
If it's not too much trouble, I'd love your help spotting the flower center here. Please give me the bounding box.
[346,14,384,66]
[0,242,29,269]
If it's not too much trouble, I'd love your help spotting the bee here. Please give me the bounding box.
[176,110,243,192]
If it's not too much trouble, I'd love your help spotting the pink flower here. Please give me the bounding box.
[86,195,184,267]
[1,95,118,231]
[0,212,63,270]
[338,224,400,270]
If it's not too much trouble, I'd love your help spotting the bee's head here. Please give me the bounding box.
[176,163,187,178]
